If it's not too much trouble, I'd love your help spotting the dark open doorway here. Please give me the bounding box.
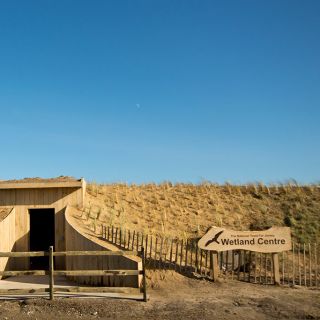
[29,208,55,270]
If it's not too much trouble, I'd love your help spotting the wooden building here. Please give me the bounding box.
[0,177,141,288]
[0,177,86,270]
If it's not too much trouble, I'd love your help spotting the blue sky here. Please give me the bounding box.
[0,0,319,184]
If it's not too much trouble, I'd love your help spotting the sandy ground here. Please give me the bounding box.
[0,271,319,320]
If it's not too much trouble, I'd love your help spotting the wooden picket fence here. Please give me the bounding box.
[100,225,319,287]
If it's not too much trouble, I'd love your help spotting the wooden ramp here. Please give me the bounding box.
[0,276,144,300]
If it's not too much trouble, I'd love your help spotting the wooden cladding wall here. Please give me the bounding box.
[0,208,15,278]
[65,206,141,288]
[0,187,83,269]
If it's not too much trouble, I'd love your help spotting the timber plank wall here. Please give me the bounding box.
[0,207,15,278]
[0,179,85,270]
[65,206,142,288]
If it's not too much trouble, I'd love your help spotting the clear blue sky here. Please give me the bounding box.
[0,0,319,184]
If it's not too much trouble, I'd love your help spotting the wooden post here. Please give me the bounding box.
[237,251,241,280]
[231,250,235,280]
[128,230,131,250]
[141,247,147,302]
[254,252,257,283]
[199,249,203,275]
[210,251,213,280]
[205,250,209,276]
[303,243,307,286]
[190,242,193,269]
[243,251,247,281]
[185,240,189,272]
[123,229,126,249]
[145,235,149,260]
[132,231,136,251]
[315,243,318,288]
[141,234,144,252]
[179,240,184,272]
[115,227,118,245]
[264,253,267,284]
[272,253,280,285]
[164,238,168,269]
[259,252,262,284]
[169,239,173,268]
[309,243,312,287]
[195,244,199,273]
[248,251,252,283]
[282,251,285,284]
[292,242,295,286]
[149,235,153,262]
[210,251,219,281]
[174,240,179,271]
[154,237,158,268]
[159,237,164,269]
[225,251,229,275]
[136,232,140,252]
[298,243,301,286]
[49,246,54,300]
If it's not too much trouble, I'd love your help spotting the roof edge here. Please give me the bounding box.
[0,179,84,190]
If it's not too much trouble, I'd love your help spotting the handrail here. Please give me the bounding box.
[0,252,48,257]
[0,250,139,258]
[53,250,139,256]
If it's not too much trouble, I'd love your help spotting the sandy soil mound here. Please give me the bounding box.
[86,183,320,244]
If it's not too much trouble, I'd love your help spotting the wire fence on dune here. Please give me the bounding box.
[95,224,319,287]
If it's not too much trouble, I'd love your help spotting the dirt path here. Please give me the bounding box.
[0,272,319,320]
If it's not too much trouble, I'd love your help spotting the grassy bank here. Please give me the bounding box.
[85,182,320,244]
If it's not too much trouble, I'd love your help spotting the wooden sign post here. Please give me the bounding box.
[198,226,292,284]
[210,252,219,281]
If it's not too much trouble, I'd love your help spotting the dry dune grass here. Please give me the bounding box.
[84,182,320,244]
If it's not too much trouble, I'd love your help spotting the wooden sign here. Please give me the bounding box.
[198,226,292,253]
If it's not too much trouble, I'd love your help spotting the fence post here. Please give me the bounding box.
[231,250,235,280]
[141,247,147,302]
[145,235,149,261]
[185,239,189,272]
[169,239,173,268]
[136,232,140,252]
[248,251,252,283]
[132,231,136,251]
[309,243,312,287]
[272,253,280,285]
[292,243,295,286]
[174,240,179,271]
[49,246,54,300]
[195,244,199,273]
[179,240,184,272]
[315,243,318,288]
